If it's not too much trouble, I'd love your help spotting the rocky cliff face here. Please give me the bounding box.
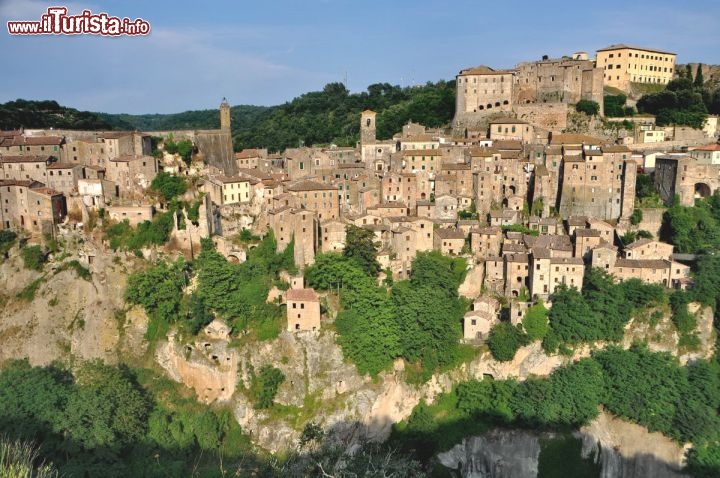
[577,412,689,478]
[0,246,134,366]
[438,430,541,478]
[437,412,690,478]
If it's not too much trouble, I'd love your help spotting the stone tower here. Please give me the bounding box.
[360,110,376,145]
[220,97,231,132]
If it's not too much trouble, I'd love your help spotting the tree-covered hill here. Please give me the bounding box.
[0,99,122,130]
[101,81,455,152]
[7,81,456,152]
[227,81,456,152]
[97,104,271,134]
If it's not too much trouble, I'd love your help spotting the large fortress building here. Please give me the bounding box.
[454,54,603,131]
[595,44,676,92]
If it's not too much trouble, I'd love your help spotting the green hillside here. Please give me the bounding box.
[103,80,456,152]
[0,99,121,130]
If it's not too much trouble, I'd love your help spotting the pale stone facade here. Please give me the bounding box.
[286,288,321,332]
[596,44,676,92]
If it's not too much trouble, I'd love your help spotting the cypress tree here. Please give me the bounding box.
[695,63,704,87]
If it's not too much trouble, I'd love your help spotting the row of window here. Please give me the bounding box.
[607,52,672,61]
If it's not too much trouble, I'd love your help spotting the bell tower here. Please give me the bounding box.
[360,109,376,145]
[220,97,231,132]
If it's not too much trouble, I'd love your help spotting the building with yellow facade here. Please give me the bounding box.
[596,44,676,92]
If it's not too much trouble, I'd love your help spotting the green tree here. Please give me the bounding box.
[343,224,381,276]
[125,259,188,330]
[523,301,549,341]
[604,94,628,117]
[487,322,529,361]
[695,63,704,88]
[64,362,151,450]
[630,208,643,226]
[392,281,464,379]
[150,172,187,202]
[0,229,17,256]
[575,100,600,116]
[249,365,285,409]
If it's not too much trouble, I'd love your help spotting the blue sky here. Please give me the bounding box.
[1,0,719,114]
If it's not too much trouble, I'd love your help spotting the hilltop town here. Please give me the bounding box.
[3,43,720,477]
[3,45,719,333]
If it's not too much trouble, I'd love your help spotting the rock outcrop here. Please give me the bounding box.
[437,412,690,478]
[0,247,132,366]
[577,412,690,478]
[438,430,541,478]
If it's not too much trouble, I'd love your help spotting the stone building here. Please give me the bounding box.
[463,296,500,340]
[46,163,85,194]
[455,66,514,115]
[558,145,636,220]
[360,110,396,165]
[285,288,321,332]
[286,180,339,220]
[622,239,673,261]
[0,135,66,160]
[529,248,585,299]
[0,155,54,182]
[0,180,66,233]
[382,172,419,206]
[596,44,676,92]
[402,149,443,173]
[434,227,466,255]
[690,143,720,164]
[235,148,268,169]
[105,155,158,197]
[470,226,502,260]
[654,155,720,206]
[320,218,347,253]
[204,175,255,206]
[488,118,535,143]
[97,132,151,160]
[514,57,603,112]
[268,206,318,268]
[107,205,154,226]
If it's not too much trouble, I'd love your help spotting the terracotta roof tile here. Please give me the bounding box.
[285,288,319,301]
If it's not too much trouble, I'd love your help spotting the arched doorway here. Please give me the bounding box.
[695,183,712,199]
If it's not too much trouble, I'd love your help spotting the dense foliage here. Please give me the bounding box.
[150,171,188,202]
[636,67,720,128]
[522,300,549,341]
[0,360,252,477]
[575,99,599,116]
[162,137,195,166]
[307,251,466,379]
[661,191,720,253]
[0,99,118,130]
[125,233,293,341]
[486,322,529,361]
[100,81,455,152]
[99,104,270,134]
[232,81,456,151]
[603,93,634,117]
[542,269,665,352]
[104,211,175,252]
[249,365,286,409]
[342,224,381,276]
[0,229,17,257]
[395,345,720,468]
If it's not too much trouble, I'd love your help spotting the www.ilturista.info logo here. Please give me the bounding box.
[7,7,150,36]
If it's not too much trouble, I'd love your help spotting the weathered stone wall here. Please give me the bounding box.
[514,104,568,132]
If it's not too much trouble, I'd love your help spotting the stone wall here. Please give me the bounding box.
[514,104,568,132]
